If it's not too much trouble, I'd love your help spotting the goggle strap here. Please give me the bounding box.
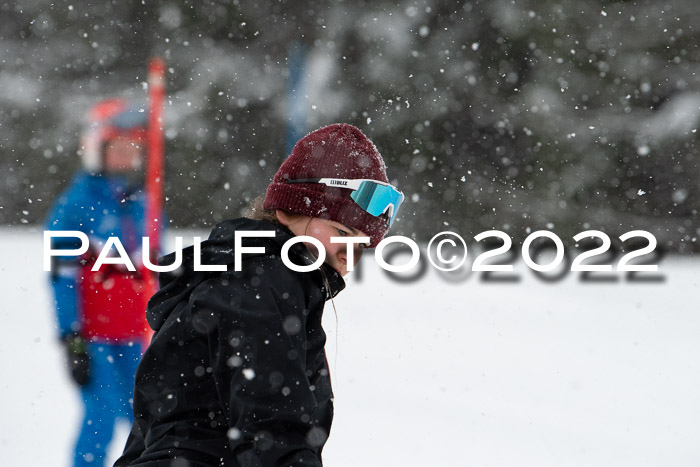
[287,178,367,190]
[286,178,322,184]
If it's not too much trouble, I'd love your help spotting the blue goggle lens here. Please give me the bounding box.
[110,107,147,130]
[350,181,404,226]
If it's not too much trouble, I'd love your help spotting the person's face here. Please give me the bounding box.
[103,135,143,173]
[276,211,369,277]
[303,218,370,277]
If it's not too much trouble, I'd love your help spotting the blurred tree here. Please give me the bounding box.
[0,0,697,251]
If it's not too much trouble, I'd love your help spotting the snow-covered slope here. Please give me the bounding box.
[1,227,698,466]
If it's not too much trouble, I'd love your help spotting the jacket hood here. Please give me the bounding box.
[147,217,345,332]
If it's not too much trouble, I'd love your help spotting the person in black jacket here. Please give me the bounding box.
[115,123,403,466]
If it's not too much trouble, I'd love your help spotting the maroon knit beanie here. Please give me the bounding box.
[264,123,391,247]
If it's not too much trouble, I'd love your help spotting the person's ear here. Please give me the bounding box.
[275,211,312,237]
[275,210,292,226]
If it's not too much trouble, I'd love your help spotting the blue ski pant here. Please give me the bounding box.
[73,342,142,466]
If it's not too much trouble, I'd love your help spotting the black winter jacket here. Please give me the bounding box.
[115,218,344,467]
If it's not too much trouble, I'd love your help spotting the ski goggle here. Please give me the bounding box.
[286,178,404,226]
[110,106,147,130]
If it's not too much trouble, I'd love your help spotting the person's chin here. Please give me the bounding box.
[328,261,347,277]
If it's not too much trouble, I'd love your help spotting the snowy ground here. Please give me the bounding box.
[1,226,699,466]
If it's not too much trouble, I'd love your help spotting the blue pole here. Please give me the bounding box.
[286,42,308,156]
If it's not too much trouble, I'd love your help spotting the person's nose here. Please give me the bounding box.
[336,246,347,265]
[352,244,364,265]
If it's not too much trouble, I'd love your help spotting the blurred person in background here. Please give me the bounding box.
[46,98,158,466]
[115,123,403,466]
